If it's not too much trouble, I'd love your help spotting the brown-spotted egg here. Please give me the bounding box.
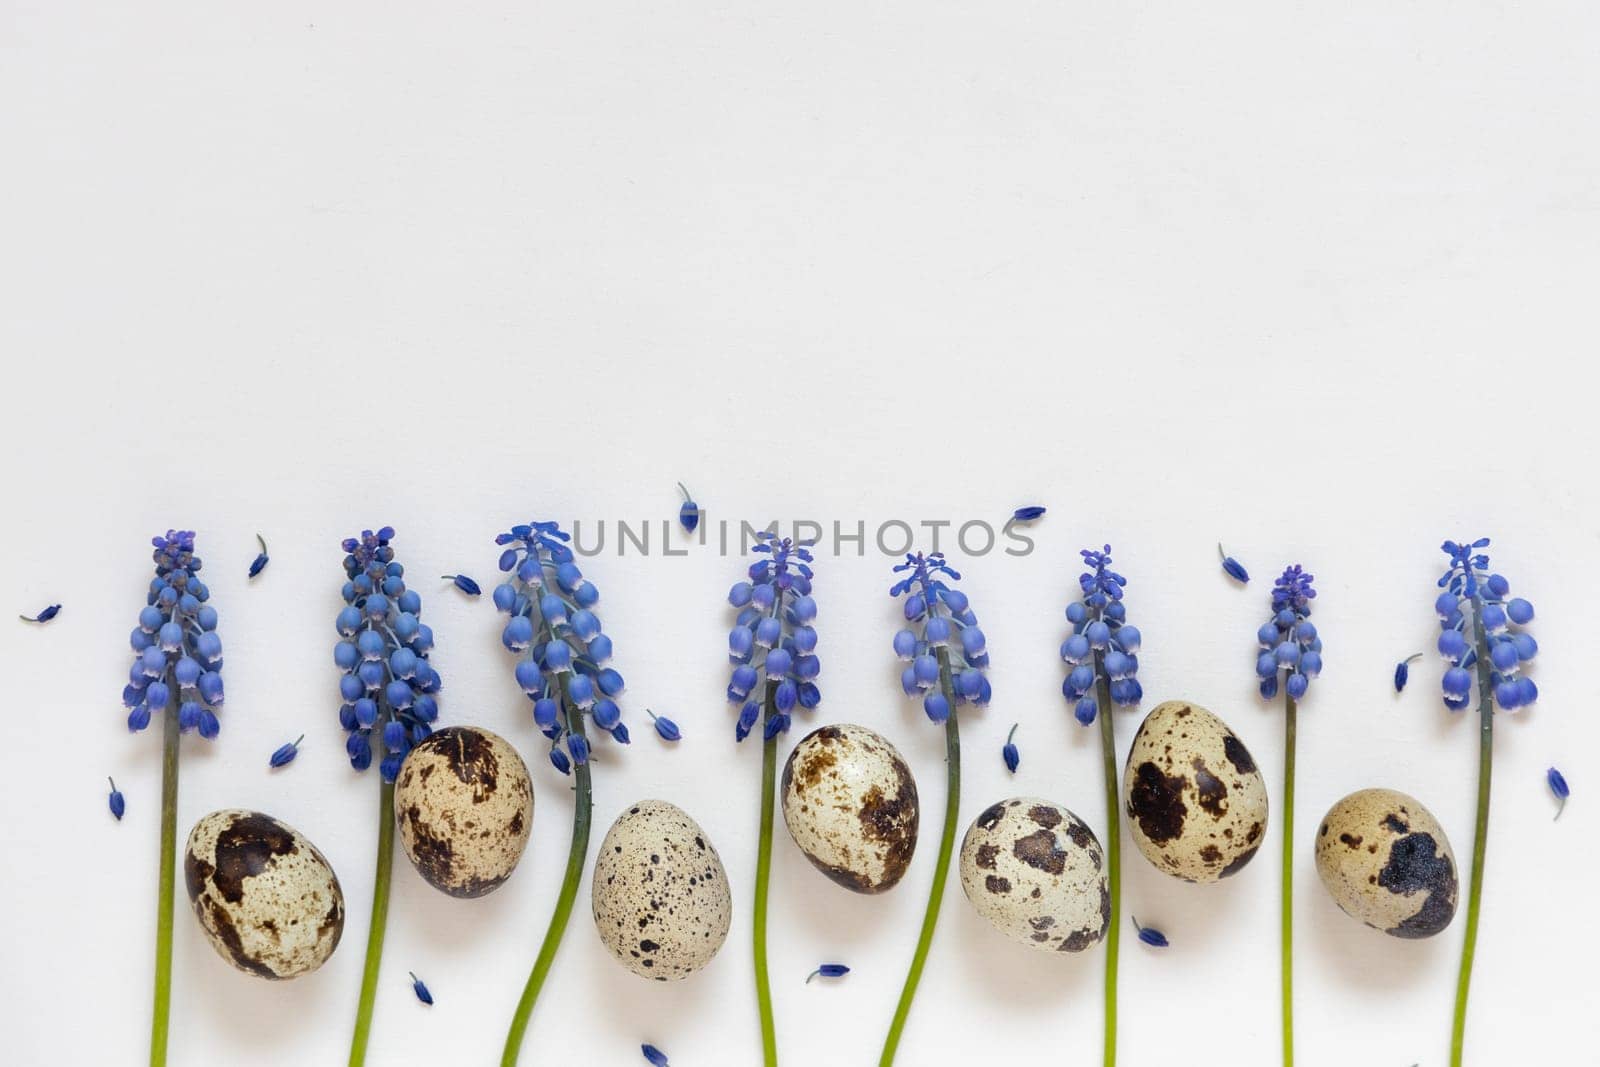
[183,810,343,980]
[959,798,1110,952]
[394,726,533,898]
[781,723,919,893]
[592,800,731,980]
[1123,700,1268,883]
[1315,788,1458,939]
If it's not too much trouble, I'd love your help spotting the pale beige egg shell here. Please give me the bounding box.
[959,798,1110,953]
[1122,700,1269,884]
[781,723,919,894]
[1315,788,1459,939]
[183,809,343,980]
[394,726,534,898]
[592,799,732,981]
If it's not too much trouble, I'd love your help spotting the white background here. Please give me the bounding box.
[2,3,1595,1065]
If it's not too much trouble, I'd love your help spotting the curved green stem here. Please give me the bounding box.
[502,716,593,1066]
[1093,661,1120,1067]
[348,778,395,1066]
[880,650,960,1066]
[149,700,179,1067]
[1281,693,1297,1067]
[753,681,779,1066]
[1450,606,1495,1067]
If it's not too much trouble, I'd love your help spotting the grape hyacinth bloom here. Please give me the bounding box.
[269,735,304,769]
[19,603,61,623]
[646,710,681,742]
[725,531,819,1067]
[443,573,481,597]
[676,483,700,533]
[121,529,225,1067]
[1394,653,1423,693]
[495,520,633,1065]
[409,972,433,1006]
[882,551,988,1065]
[1060,544,1141,1067]
[641,1044,670,1067]
[1004,504,1047,532]
[1002,724,1020,774]
[1254,564,1321,1067]
[1547,767,1569,820]
[1218,543,1250,584]
[806,964,851,982]
[1132,918,1169,949]
[247,533,270,579]
[1434,538,1541,1067]
[334,527,444,1067]
[108,777,125,821]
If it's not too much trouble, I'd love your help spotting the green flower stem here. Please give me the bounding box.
[880,649,960,1066]
[1450,605,1496,1067]
[753,680,779,1067]
[149,698,179,1067]
[502,710,593,1067]
[1281,692,1298,1067]
[1093,659,1120,1067]
[348,776,395,1067]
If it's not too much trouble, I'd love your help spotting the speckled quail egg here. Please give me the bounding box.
[394,726,533,898]
[184,810,343,980]
[1123,700,1269,883]
[781,723,919,893]
[959,798,1110,952]
[1315,788,1458,939]
[592,799,731,981]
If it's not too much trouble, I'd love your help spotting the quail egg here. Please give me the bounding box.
[959,798,1109,952]
[1315,788,1458,938]
[781,723,919,893]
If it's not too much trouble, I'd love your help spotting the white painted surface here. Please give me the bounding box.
[2,3,1594,1064]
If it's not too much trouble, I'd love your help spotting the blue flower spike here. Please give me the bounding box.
[108,777,125,820]
[1256,565,1319,702]
[1002,723,1020,774]
[269,735,304,769]
[646,709,682,742]
[677,483,700,533]
[1061,545,1143,725]
[20,603,61,624]
[1132,917,1169,948]
[806,963,851,983]
[1548,767,1570,821]
[247,533,270,579]
[443,574,482,597]
[641,1044,670,1067]
[124,530,226,740]
[333,527,443,781]
[1434,539,1541,714]
[1394,652,1423,693]
[1219,543,1250,584]
[891,551,988,725]
[727,532,820,741]
[493,520,630,771]
[409,972,433,1005]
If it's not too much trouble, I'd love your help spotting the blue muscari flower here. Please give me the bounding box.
[1132,917,1169,948]
[494,520,628,772]
[409,971,433,1005]
[1002,723,1020,773]
[677,483,700,533]
[647,710,682,742]
[1434,539,1540,713]
[1008,504,1047,525]
[333,528,442,783]
[124,530,226,740]
[1394,652,1422,693]
[1255,565,1320,702]
[1060,545,1140,726]
[1218,543,1249,584]
[806,963,851,982]
[247,533,270,579]
[641,1044,670,1067]
[443,574,482,597]
[1548,767,1569,820]
[269,734,304,768]
[891,551,988,724]
[727,533,819,741]
[108,777,125,820]
[21,603,61,623]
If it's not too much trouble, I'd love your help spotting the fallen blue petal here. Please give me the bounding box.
[108,777,125,820]
[641,1044,670,1067]
[1218,543,1249,584]
[1133,917,1169,948]
[647,710,682,742]
[1548,767,1570,820]
[444,574,482,596]
[1010,505,1047,523]
[269,735,304,769]
[19,604,61,624]
[1394,652,1422,693]
[1002,723,1020,774]
[677,482,700,533]
[806,963,851,982]
[410,972,433,1005]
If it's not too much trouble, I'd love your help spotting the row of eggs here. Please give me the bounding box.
[181,702,1460,983]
